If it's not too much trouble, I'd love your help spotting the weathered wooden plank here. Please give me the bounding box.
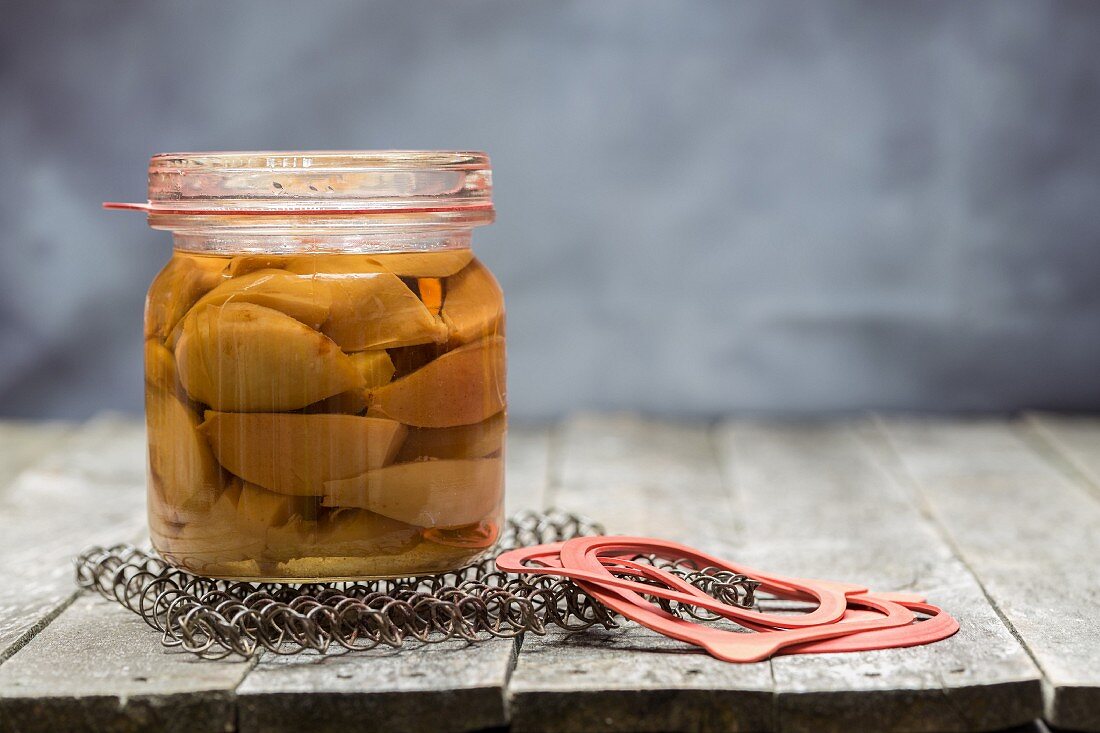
[716,421,1042,733]
[1025,413,1100,498]
[506,424,553,515]
[237,639,517,733]
[876,418,1100,732]
[0,420,73,494]
[0,414,147,664]
[233,427,554,733]
[507,415,773,733]
[0,595,252,733]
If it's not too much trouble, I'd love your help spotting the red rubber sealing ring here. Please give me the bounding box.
[593,557,957,655]
[496,536,959,662]
[497,539,856,629]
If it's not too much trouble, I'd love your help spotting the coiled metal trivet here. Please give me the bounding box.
[75,510,758,659]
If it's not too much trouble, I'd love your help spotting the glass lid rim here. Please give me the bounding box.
[148,150,491,171]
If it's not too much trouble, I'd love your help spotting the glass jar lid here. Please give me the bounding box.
[106,150,493,224]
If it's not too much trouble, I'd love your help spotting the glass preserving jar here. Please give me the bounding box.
[111,151,505,581]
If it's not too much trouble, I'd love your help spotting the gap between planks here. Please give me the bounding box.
[873,415,1100,732]
[718,420,1040,733]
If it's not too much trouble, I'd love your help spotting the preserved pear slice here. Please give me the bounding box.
[191,269,331,329]
[369,250,473,278]
[313,509,420,555]
[146,255,226,340]
[236,480,317,529]
[348,350,396,388]
[153,482,264,562]
[199,411,407,496]
[310,272,447,351]
[396,412,507,462]
[301,389,369,415]
[321,457,503,528]
[146,390,224,521]
[175,302,365,412]
[145,339,183,396]
[275,251,474,279]
[441,260,504,345]
[368,336,505,428]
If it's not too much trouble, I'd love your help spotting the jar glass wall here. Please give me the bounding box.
[126,152,505,581]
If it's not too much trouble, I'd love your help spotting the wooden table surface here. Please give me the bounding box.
[0,413,1097,733]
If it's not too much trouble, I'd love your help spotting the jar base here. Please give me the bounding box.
[154,545,493,582]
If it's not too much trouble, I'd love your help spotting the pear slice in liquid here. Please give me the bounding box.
[175,302,364,412]
[441,260,504,345]
[200,411,407,496]
[191,269,331,329]
[369,336,505,428]
[146,388,225,523]
[311,508,421,556]
[322,457,503,529]
[348,350,396,388]
[317,273,447,351]
[396,412,506,462]
[146,255,226,341]
[368,250,474,278]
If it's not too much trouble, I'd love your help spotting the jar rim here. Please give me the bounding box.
[105,150,493,225]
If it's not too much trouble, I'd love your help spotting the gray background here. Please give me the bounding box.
[2,0,1099,420]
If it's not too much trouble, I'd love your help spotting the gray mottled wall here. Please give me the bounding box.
[2,0,1099,419]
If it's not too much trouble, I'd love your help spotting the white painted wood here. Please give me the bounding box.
[0,414,147,664]
[507,414,773,733]
[877,417,1100,732]
[506,424,552,515]
[237,638,518,733]
[0,420,73,494]
[0,594,252,733]
[1025,413,1100,498]
[717,421,1042,732]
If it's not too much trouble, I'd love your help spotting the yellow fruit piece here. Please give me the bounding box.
[441,260,504,345]
[348,350,396,388]
[175,302,365,412]
[146,388,224,522]
[322,457,504,529]
[312,508,421,556]
[369,336,506,428]
[199,411,407,496]
[236,480,318,530]
[227,254,294,277]
[146,255,226,340]
[191,269,331,329]
[144,339,180,393]
[318,274,447,351]
[150,482,265,563]
[369,250,474,278]
[396,412,507,462]
[301,389,369,415]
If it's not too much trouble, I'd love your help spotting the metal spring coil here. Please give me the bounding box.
[75,510,758,659]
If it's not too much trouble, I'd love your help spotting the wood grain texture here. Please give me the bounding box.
[1025,413,1100,498]
[237,638,518,733]
[506,424,553,515]
[0,414,147,665]
[717,421,1042,733]
[0,420,72,494]
[876,418,1100,732]
[0,595,252,733]
[507,415,773,733]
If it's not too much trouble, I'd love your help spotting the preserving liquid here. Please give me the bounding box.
[144,249,506,580]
